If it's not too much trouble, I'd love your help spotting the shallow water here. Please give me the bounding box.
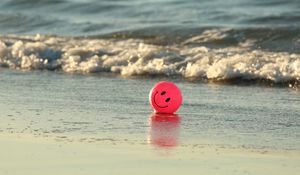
[0,69,299,150]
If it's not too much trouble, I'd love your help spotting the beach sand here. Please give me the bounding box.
[1,133,300,175]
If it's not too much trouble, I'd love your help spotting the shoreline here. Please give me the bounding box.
[1,133,300,175]
[1,132,300,156]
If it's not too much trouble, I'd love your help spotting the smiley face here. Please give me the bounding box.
[149,81,182,114]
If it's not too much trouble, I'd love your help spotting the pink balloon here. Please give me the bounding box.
[149,81,182,114]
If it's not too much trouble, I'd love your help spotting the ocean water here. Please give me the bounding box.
[0,0,299,86]
[0,0,299,152]
[0,0,300,35]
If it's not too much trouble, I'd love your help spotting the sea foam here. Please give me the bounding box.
[0,34,299,85]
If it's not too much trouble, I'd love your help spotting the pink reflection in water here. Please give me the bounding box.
[148,113,181,148]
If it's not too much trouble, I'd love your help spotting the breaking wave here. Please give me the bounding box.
[0,29,299,86]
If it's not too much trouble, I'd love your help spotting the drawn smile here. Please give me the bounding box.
[153,92,168,108]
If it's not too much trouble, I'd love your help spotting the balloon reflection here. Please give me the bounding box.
[148,113,181,148]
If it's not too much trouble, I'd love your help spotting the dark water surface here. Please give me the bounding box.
[0,0,300,35]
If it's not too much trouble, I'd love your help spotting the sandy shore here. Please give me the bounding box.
[1,133,299,175]
[0,70,299,175]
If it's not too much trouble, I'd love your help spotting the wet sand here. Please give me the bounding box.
[0,69,299,175]
[1,133,300,175]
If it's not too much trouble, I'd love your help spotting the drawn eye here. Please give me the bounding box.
[161,91,166,95]
[165,98,170,102]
